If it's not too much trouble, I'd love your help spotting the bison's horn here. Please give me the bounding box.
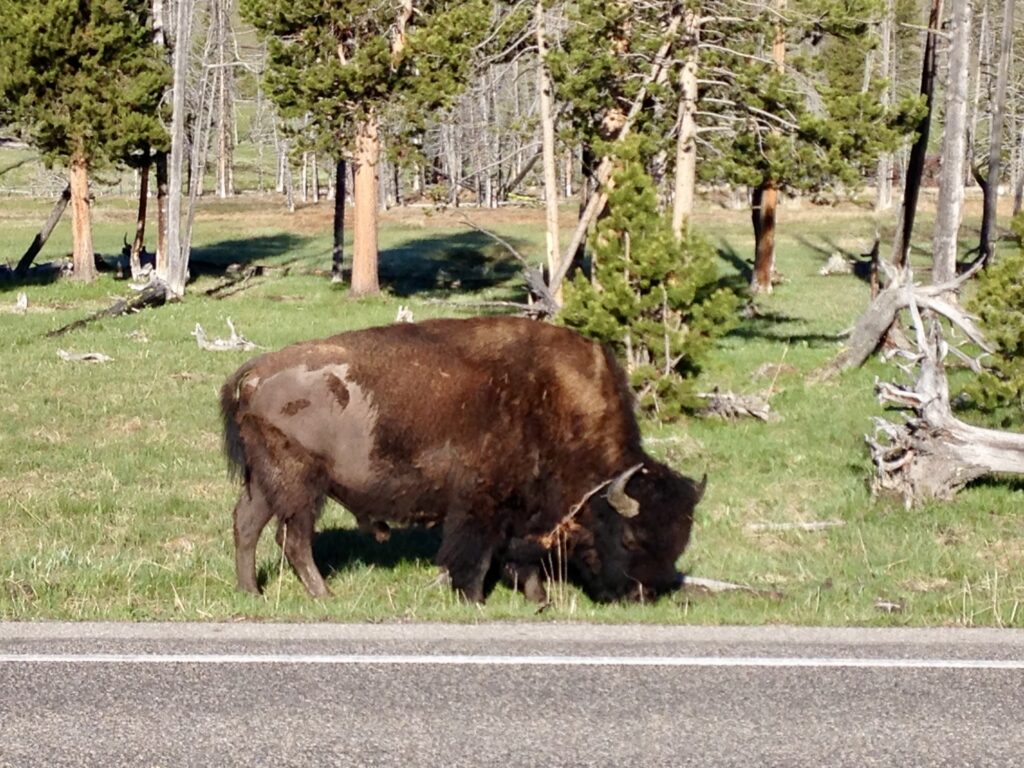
[607,463,644,518]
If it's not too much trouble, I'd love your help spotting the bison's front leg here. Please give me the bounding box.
[502,562,548,604]
[233,481,275,594]
[436,512,495,603]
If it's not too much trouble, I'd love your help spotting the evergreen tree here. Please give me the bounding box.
[561,150,738,420]
[0,0,168,281]
[698,0,920,290]
[242,0,491,296]
[963,214,1024,425]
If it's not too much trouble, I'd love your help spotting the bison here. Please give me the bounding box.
[220,316,704,604]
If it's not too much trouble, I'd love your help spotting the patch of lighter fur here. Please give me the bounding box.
[249,363,379,490]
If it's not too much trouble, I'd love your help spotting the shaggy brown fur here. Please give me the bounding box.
[221,316,704,603]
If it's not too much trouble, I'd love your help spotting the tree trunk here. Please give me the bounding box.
[15,185,70,278]
[891,0,942,268]
[351,115,380,297]
[874,0,895,212]
[965,1,987,188]
[332,158,347,284]
[671,8,699,239]
[68,152,96,283]
[1015,121,1024,216]
[154,151,169,275]
[214,0,234,199]
[130,160,150,278]
[309,150,317,202]
[750,0,785,295]
[751,181,778,294]
[978,0,1014,265]
[932,0,972,287]
[536,0,561,302]
[163,0,195,297]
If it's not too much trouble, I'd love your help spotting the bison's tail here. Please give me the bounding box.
[220,360,257,482]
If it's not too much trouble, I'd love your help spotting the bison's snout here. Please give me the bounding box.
[624,570,684,603]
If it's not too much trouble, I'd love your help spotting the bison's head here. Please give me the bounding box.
[571,461,704,603]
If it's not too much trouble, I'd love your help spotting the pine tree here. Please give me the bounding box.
[963,214,1024,424]
[242,0,491,296]
[698,0,920,291]
[561,150,738,420]
[0,1,169,282]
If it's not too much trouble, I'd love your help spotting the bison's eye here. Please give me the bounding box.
[621,525,641,551]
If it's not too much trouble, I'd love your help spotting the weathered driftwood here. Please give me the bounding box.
[57,349,113,363]
[46,277,173,337]
[816,262,989,381]
[192,318,260,351]
[683,575,782,599]
[746,520,845,533]
[698,389,776,422]
[867,316,1024,508]
[818,252,854,275]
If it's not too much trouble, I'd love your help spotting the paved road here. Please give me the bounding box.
[1,622,1022,767]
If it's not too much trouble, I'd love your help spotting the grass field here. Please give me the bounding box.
[1,190,1022,625]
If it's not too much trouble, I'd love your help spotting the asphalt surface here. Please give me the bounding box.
[1,622,1022,767]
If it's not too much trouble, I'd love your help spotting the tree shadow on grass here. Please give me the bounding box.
[794,234,875,284]
[378,230,528,298]
[189,233,313,275]
[727,309,847,347]
[717,241,752,284]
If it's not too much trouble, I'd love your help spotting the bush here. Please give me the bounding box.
[561,158,737,420]
[964,214,1024,424]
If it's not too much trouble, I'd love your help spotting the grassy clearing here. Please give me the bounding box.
[1,193,1022,625]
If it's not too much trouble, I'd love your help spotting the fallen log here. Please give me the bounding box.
[46,277,174,337]
[697,389,776,422]
[816,262,989,381]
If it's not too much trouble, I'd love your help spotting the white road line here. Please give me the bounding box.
[0,653,1023,670]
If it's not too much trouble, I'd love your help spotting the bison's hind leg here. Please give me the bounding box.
[233,480,274,594]
[273,496,330,598]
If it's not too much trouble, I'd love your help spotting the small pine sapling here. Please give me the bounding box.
[964,215,1024,425]
[561,156,737,420]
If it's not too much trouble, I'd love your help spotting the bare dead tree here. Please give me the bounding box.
[977,0,1015,265]
[891,0,943,268]
[212,0,236,198]
[162,0,196,296]
[536,0,561,301]
[932,0,973,286]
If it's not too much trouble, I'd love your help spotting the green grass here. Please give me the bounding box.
[1,193,1022,625]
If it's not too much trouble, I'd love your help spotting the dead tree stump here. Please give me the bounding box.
[867,317,1024,507]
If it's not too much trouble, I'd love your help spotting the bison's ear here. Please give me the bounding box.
[607,463,644,518]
